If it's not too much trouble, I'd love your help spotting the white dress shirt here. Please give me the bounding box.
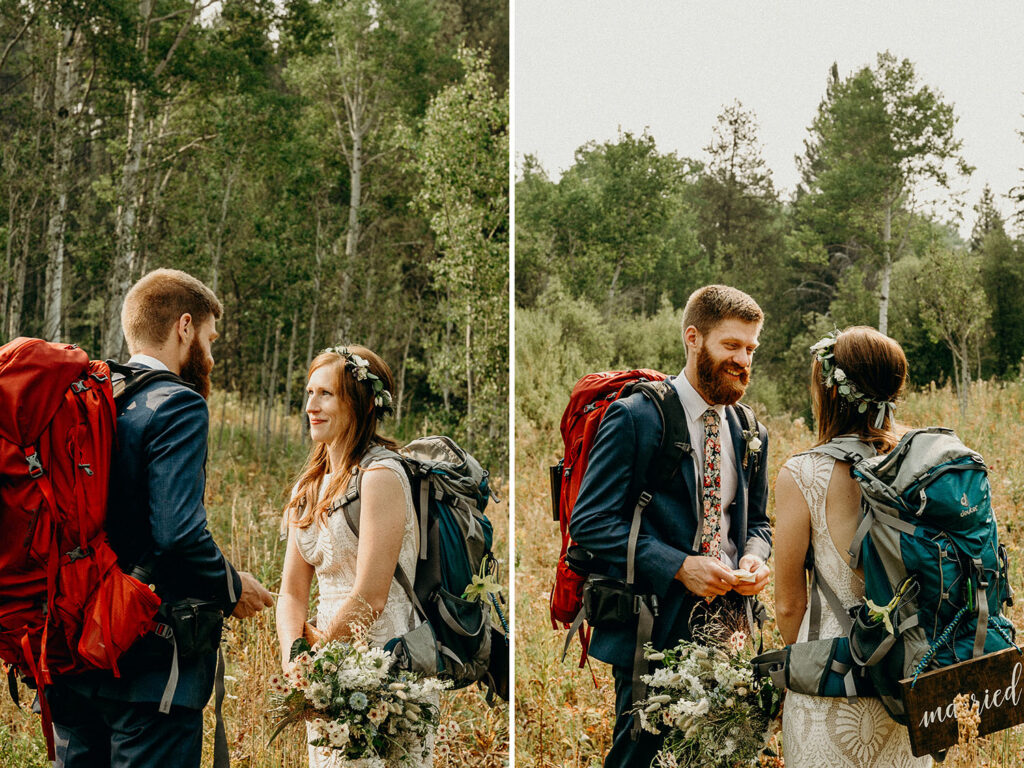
[127,353,169,371]
[673,369,739,568]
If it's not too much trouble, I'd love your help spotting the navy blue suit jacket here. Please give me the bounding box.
[569,378,771,668]
[67,365,241,709]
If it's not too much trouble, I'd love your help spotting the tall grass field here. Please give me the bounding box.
[0,393,509,767]
[515,379,1024,768]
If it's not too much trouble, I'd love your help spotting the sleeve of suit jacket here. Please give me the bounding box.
[568,398,687,598]
[144,385,242,613]
[742,420,772,563]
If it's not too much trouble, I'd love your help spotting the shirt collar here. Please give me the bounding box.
[674,368,727,426]
[127,353,170,372]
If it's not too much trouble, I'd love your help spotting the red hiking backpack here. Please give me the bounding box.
[548,369,666,658]
[0,338,164,757]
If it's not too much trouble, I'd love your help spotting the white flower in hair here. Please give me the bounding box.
[833,368,847,382]
[809,336,837,353]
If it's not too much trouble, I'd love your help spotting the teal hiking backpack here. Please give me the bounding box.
[336,436,508,700]
[755,428,1016,725]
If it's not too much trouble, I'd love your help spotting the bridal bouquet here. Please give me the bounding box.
[633,627,782,768]
[269,631,448,765]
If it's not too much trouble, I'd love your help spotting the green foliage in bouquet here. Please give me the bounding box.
[269,629,449,765]
[633,621,782,768]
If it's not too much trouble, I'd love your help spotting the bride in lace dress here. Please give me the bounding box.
[774,326,930,768]
[276,345,433,768]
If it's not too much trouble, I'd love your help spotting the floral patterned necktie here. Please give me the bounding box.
[700,408,723,560]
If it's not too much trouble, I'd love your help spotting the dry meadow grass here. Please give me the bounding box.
[0,392,509,767]
[515,379,1024,768]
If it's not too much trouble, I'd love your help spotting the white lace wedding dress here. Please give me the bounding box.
[295,456,434,768]
[781,452,931,768]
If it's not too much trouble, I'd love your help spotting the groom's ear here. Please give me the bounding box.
[174,313,193,344]
[683,325,700,355]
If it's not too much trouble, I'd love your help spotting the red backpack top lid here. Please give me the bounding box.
[0,338,89,446]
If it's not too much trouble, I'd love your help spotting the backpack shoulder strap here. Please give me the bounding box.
[337,446,406,536]
[337,447,420,610]
[106,361,192,405]
[801,436,875,466]
[626,378,690,490]
[731,401,762,472]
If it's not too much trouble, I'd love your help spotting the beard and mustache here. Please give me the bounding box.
[695,342,750,406]
[179,335,213,399]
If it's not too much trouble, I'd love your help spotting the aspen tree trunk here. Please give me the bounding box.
[211,164,236,296]
[464,309,473,445]
[44,27,82,342]
[305,211,325,371]
[257,324,270,460]
[2,193,15,329]
[263,320,281,456]
[7,198,36,339]
[878,204,892,335]
[396,322,413,425]
[102,0,152,357]
[442,286,452,412]
[103,86,146,356]
[346,127,362,264]
[605,260,623,315]
[283,307,299,449]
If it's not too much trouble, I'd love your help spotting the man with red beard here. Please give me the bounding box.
[571,284,772,768]
[45,268,273,768]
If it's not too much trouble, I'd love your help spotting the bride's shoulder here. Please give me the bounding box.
[780,450,834,482]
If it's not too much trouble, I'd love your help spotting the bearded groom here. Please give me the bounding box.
[569,284,773,768]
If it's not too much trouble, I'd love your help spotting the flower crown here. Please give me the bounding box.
[321,346,395,417]
[810,330,895,429]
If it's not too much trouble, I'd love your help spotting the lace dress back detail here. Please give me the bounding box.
[781,452,930,768]
[294,455,433,768]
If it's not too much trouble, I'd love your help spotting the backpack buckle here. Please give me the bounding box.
[70,380,88,394]
[154,623,173,640]
[66,546,93,562]
[90,373,109,383]
[25,451,43,478]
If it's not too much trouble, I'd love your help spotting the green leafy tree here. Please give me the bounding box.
[914,245,990,415]
[797,53,971,334]
[414,47,508,464]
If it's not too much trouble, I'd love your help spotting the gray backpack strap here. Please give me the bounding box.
[337,450,420,615]
[809,565,853,637]
[802,437,877,568]
[732,401,762,471]
[801,436,876,466]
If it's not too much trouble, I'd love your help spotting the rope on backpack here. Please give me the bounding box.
[911,605,968,687]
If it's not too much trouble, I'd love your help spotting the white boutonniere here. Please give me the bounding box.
[741,428,762,469]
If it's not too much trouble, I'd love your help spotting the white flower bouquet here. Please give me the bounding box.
[269,632,448,764]
[633,628,782,768]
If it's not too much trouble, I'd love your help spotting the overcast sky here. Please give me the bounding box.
[514,1,1024,235]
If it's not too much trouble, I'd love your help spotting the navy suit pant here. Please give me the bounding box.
[605,664,664,768]
[46,683,203,768]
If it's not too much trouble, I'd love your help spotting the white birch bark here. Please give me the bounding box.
[43,27,82,342]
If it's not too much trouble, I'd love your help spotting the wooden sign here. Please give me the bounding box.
[900,647,1024,756]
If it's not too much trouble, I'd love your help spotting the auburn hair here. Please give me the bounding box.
[121,268,222,352]
[811,326,908,453]
[682,284,763,338]
[284,346,399,531]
